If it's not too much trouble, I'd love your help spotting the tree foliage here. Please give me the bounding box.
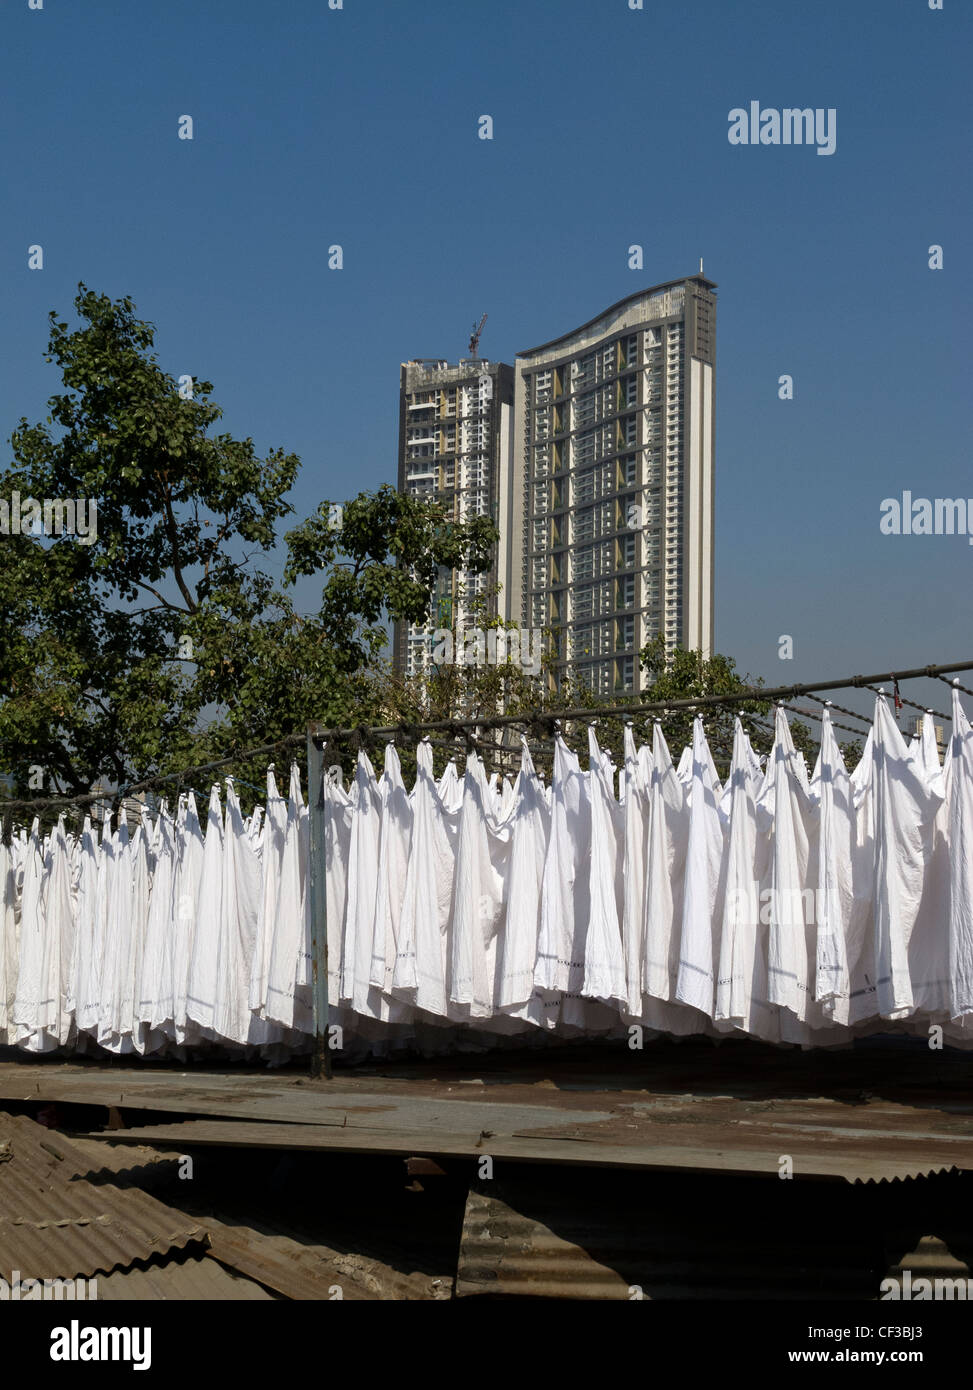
[0,286,496,799]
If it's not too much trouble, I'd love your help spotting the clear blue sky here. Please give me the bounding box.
[2,0,969,722]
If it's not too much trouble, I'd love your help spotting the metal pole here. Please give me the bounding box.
[306,724,331,1080]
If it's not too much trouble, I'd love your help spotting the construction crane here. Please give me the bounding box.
[468,313,487,358]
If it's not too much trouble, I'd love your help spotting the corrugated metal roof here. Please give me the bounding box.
[455,1173,973,1299]
[0,1113,206,1280]
[3,1040,973,1217]
[79,1110,968,1183]
[58,1134,175,1182]
[95,1252,275,1301]
[3,1040,973,1186]
[203,1220,383,1301]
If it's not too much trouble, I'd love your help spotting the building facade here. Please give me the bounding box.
[394,358,514,682]
[506,276,716,696]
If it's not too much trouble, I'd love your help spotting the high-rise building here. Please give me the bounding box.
[912,715,946,758]
[394,357,514,682]
[507,275,716,696]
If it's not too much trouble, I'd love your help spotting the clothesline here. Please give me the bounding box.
[2,691,973,1061]
[2,655,971,817]
[937,673,973,701]
[864,684,949,724]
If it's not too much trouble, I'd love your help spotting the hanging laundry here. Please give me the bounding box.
[213,780,266,1046]
[171,794,204,1044]
[265,763,312,1032]
[367,743,413,1008]
[0,695,970,1057]
[497,738,553,1027]
[138,803,176,1048]
[249,769,286,1020]
[185,788,224,1039]
[535,734,592,1029]
[675,719,726,1019]
[760,707,822,1027]
[584,727,627,1006]
[393,740,460,1018]
[946,686,973,1017]
[450,750,511,1020]
[716,718,777,1040]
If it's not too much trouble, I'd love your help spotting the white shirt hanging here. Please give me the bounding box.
[171,793,205,1044]
[674,719,726,1019]
[393,740,460,1018]
[946,687,973,1018]
[583,727,627,1006]
[265,763,313,1032]
[498,738,553,1026]
[249,769,286,1019]
[185,787,224,1039]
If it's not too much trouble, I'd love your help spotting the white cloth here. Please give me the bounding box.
[393,740,460,1017]
[584,727,627,1005]
[859,697,947,1018]
[171,794,204,1043]
[213,780,266,1046]
[2,696,972,1056]
[535,735,590,1004]
[716,718,776,1040]
[138,803,175,1044]
[643,723,688,1004]
[761,707,821,1026]
[946,687,973,1016]
[498,739,553,1025]
[368,744,412,1004]
[185,787,224,1038]
[266,763,312,1031]
[250,770,287,1018]
[675,719,726,1019]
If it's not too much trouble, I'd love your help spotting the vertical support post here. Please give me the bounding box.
[306,724,332,1080]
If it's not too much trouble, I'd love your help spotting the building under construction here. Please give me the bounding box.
[393,353,515,683]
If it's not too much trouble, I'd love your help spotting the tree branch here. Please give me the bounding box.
[159,476,197,612]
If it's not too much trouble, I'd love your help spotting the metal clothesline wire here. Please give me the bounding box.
[802,692,875,730]
[778,702,871,741]
[307,657,973,747]
[863,684,949,725]
[2,656,971,817]
[936,673,973,701]
[0,735,305,818]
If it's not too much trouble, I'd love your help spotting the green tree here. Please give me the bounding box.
[369,587,561,781]
[635,636,845,778]
[508,636,825,781]
[0,285,497,800]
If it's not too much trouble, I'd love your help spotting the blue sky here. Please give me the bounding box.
[1,0,969,722]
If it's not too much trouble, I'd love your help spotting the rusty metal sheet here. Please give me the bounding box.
[78,1115,960,1183]
[3,1041,973,1186]
[882,1235,973,1293]
[56,1135,176,1183]
[0,1113,206,1280]
[202,1220,443,1301]
[455,1171,973,1299]
[2,1039,973,1120]
[95,1252,275,1301]
[456,1187,636,1299]
[83,1119,495,1157]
